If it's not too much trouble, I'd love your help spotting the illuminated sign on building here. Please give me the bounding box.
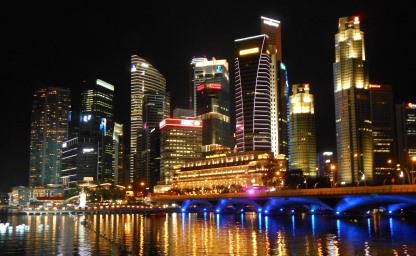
[369,84,381,88]
[82,114,92,122]
[100,118,107,135]
[407,103,416,109]
[239,47,259,56]
[208,83,222,90]
[159,118,202,129]
[216,65,223,73]
[196,84,205,92]
[83,148,95,153]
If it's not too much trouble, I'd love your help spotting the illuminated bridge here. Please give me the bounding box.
[148,185,416,216]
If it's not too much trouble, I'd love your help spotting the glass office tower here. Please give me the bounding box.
[141,91,170,191]
[130,55,167,185]
[261,16,289,159]
[29,87,71,186]
[369,84,397,185]
[234,35,271,152]
[333,16,373,185]
[192,57,232,156]
[81,79,115,184]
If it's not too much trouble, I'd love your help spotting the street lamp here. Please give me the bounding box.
[411,156,416,185]
[302,176,308,189]
[400,171,404,185]
[330,164,336,188]
[358,171,366,186]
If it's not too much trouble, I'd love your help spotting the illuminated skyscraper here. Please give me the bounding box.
[81,79,115,184]
[29,87,71,186]
[113,122,125,186]
[261,16,289,159]
[234,34,271,152]
[191,57,232,156]
[289,84,317,178]
[396,102,416,184]
[159,117,202,184]
[369,84,397,185]
[333,16,373,185]
[130,55,167,185]
[141,92,170,191]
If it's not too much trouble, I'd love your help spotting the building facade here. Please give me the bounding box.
[61,136,99,187]
[172,151,285,193]
[333,16,373,185]
[80,79,115,184]
[289,84,317,178]
[159,117,202,185]
[193,58,232,156]
[396,102,416,184]
[261,16,289,160]
[234,34,271,152]
[29,87,71,186]
[113,122,125,186]
[130,55,167,185]
[141,92,170,191]
[369,84,397,185]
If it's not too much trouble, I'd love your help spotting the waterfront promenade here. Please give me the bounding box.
[11,205,180,215]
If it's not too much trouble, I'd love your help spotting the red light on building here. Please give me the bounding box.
[196,84,205,92]
[369,84,381,88]
[208,83,222,90]
[159,118,202,129]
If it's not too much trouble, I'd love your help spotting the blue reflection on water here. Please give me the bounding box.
[2,213,416,255]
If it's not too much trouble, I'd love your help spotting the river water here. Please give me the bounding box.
[1,212,415,255]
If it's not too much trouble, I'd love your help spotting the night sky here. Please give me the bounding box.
[1,1,414,192]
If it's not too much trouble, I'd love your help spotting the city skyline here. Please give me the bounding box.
[2,1,414,192]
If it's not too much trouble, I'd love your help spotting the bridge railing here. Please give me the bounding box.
[149,185,416,201]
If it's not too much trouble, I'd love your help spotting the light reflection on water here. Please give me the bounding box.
[1,212,416,255]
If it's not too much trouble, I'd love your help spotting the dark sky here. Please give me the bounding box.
[1,1,414,192]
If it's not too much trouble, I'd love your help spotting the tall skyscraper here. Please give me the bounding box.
[29,87,71,186]
[234,34,271,152]
[113,122,125,186]
[61,136,99,187]
[130,55,167,185]
[334,16,373,185]
[289,84,317,178]
[396,102,416,184]
[191,57,232,156]
[141,91,170,191]
[369,84,397,185]
[261,16,289,159]
[81,79,115,184]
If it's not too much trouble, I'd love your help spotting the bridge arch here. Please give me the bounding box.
[263,197,333,214]
[180,199,214,212]
[215,198,262,213]
[334,195,416,214]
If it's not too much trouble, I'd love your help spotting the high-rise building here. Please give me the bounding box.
[80,79,115,184]
[316,152,337,186]
[113,122,125,186]
[130,55,167,185]
[192,57,232,156]
[369,84,397,185]
[159,117,202,185]
[234,34,271,152]
[141,92,170,191]
[289,84,317,178]
[333,16,373,185]
[396,102,416,184]
[29,87,71,186]
[261,16,289,159]
[61,136,99,187]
